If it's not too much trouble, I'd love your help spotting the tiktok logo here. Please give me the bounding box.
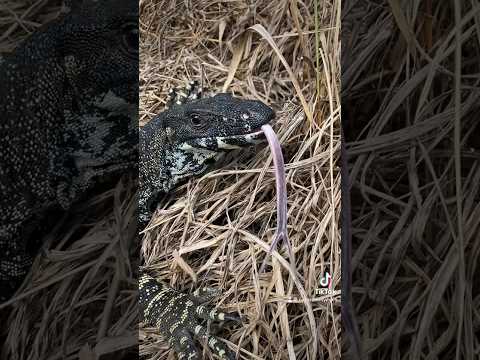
[315,271,335,297]
[320,271,332,288]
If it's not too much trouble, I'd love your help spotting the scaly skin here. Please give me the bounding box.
[140,274,239,360]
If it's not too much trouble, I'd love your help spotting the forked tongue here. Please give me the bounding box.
[259,124,294,273]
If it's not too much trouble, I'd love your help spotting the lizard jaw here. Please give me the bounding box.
[181,129,266,152]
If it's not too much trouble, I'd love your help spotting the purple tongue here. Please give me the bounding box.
[259,124,294,272]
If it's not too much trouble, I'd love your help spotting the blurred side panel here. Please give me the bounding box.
[0,1,139,358]
[342,1,480,359]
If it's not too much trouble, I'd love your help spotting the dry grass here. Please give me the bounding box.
[343,1,480,358]
[140,1,340,360]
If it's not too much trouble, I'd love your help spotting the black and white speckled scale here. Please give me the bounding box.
[140,274,240,360]
[139,83,274,359]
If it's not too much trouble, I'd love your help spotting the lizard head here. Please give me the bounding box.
[163,93,275,184]
[155,93,274,189]
[55,0,139,204]
[16,0,138,103]
[60,0,139,103]
[164,93,275,151]
[1,0,139,211]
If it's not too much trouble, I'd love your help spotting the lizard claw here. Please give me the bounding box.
[221,312,242,323]
[165,80,204,109]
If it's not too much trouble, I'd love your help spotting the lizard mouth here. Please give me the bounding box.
[215,129,265,149]
[181,129,266,152]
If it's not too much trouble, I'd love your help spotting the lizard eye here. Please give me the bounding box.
[190,114,203,127]
[121,23,138,56]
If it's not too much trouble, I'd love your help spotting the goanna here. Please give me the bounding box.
[139,86,274,360]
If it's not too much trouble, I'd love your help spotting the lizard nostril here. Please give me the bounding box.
[266,107,275,121]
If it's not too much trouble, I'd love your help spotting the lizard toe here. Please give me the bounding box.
[193,324,235,360]
[173,330,200,360]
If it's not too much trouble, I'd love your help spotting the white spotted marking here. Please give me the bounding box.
[217,139,241,150]
[179,143,195,151]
